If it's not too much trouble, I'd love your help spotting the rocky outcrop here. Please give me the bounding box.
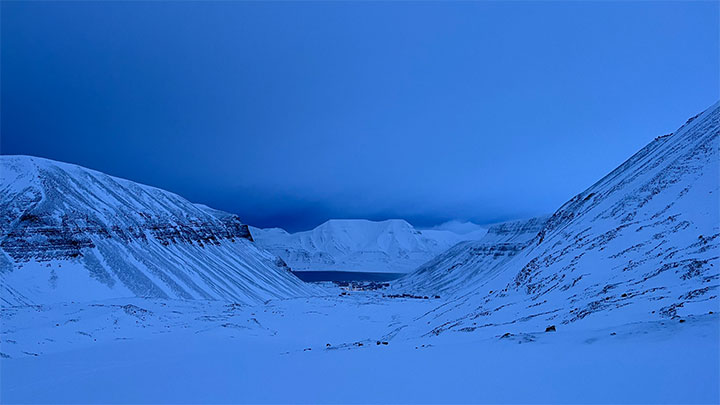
[1,211,254,262]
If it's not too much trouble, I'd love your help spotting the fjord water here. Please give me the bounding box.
[292,271,405,283]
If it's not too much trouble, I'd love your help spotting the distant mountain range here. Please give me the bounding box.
[250,219,487,273]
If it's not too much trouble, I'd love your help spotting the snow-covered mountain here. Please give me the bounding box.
[250,219,487,273]
[0,156,317,305]
[400,102,719,336]
[1,105,718,404]
[395,215,549,293]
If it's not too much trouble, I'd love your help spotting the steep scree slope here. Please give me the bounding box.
[404,103,719,337]
[0,156,316,305]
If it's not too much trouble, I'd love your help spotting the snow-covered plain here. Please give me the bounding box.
[1,290,717,403]
[1,103,719,403]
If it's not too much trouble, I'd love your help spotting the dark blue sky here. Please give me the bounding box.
[2,1,718,231]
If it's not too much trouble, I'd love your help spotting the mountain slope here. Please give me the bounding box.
[394,216,549,294]
[251,219,486,273]
[402,103,719,337]
[0,156,316,306]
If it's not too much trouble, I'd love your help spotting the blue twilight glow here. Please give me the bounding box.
[1,1,717,231]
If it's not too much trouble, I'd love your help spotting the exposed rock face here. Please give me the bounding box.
[399,102,719,336]
[0,159,254,263]
[2,211,254,262]
[0,156,315,306]
[482,216,550,244]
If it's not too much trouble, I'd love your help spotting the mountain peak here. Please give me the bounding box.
[252,218,483,273]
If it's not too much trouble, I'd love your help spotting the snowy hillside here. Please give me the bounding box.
[0,156,316,305]
[395,216,549,294]
[401,102,719,338]
[250,219,486,273]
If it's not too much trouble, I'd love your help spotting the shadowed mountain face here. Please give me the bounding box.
[396,103,719,336]
[0,156,316,305]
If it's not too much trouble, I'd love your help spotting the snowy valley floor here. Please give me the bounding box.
[1,285,718,404]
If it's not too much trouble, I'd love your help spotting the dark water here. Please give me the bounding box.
[292,271,405,283]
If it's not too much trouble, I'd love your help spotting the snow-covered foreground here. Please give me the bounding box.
[1,286,718,404]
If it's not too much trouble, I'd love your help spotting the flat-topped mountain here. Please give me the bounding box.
[250,219,486,274]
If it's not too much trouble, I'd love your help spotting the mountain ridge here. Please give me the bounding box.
[251,218,487,273]
[0,155,316,305]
